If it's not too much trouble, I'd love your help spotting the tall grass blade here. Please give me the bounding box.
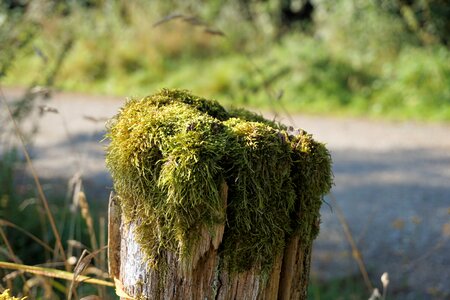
[330,193,373,292]
[99,216,106,271]
[0,219,53,253]
[23,276,53,299]
[0,227,22,265]
[0,227,26,283]
[68,247,107,300]
[0,261,114,287]
[77,191,106,297]
[152,13,184,27]
[78,192,98,252]
[0,86,68,271]
[203,28,226,36]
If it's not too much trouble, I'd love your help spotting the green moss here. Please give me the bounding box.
[222,118,295,273]
[106,89,332,275]
[142,88,229,121]
[290,132,333,241]
[227,107,286,130]
[0,290,25,300]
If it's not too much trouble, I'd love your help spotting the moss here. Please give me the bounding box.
[290,132,333,242]
[0,290,25,300]
[106,88,332,275]
[142,88,229,121]
[221,118,295,273]
[227,107,286,130]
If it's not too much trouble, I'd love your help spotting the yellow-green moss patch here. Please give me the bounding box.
[0,290,26,300]
[106,88,332,274]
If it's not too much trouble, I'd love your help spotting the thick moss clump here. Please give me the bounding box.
[222,118,295,273]
[106,88,332,274]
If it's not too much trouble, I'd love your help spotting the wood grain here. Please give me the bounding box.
[108,192,121,280]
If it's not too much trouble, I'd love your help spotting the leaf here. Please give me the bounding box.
[114,278,135,299]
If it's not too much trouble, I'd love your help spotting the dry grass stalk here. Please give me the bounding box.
[0,228,22,265]
[0,261,114,287]
[0,87,68,271]
[0,227,26,284]
[68,247,107,300]
[330,193,373,292]
[99,216,106,272]
[68,249,88,300]
[67,240,88,250]
[78,192,98,252]
[77,191,106,297]
[23,276,53,299]
[0,219,53,253]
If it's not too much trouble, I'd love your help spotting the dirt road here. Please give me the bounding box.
[3,89,450,299]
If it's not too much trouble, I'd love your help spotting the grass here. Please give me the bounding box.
[308,275,368,300]
[0,85,115,298]
[308,270,393,300]
[1,89,67,269]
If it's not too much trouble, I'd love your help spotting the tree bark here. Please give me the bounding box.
[110,183,315,300]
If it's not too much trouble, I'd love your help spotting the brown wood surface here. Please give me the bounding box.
[111,183,314,299]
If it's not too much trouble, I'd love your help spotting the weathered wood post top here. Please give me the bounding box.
[106,89,332,299]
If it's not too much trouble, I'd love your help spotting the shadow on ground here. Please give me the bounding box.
[313,149,450,299]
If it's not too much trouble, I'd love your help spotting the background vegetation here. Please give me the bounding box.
[0,0,449,299]
[2,0,450,121]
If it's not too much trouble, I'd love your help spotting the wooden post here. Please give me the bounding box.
[109,185,317,299]
[106,89,332,300]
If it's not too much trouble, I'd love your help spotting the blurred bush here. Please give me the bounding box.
[1,0,449,121]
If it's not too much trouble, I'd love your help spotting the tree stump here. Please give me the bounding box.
[106,89,332,299]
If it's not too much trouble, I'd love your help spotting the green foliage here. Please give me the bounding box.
[106,89,332,275]
[0,149,18,205]
[369,45,450,120]
[0,148,45,265]
[0,3,37,78]
[229,34,450,120]
[308,276,368,300]
[3,0,450,121]
[379,0,450,46]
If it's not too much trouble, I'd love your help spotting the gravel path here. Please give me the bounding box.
[3,89,450,299]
